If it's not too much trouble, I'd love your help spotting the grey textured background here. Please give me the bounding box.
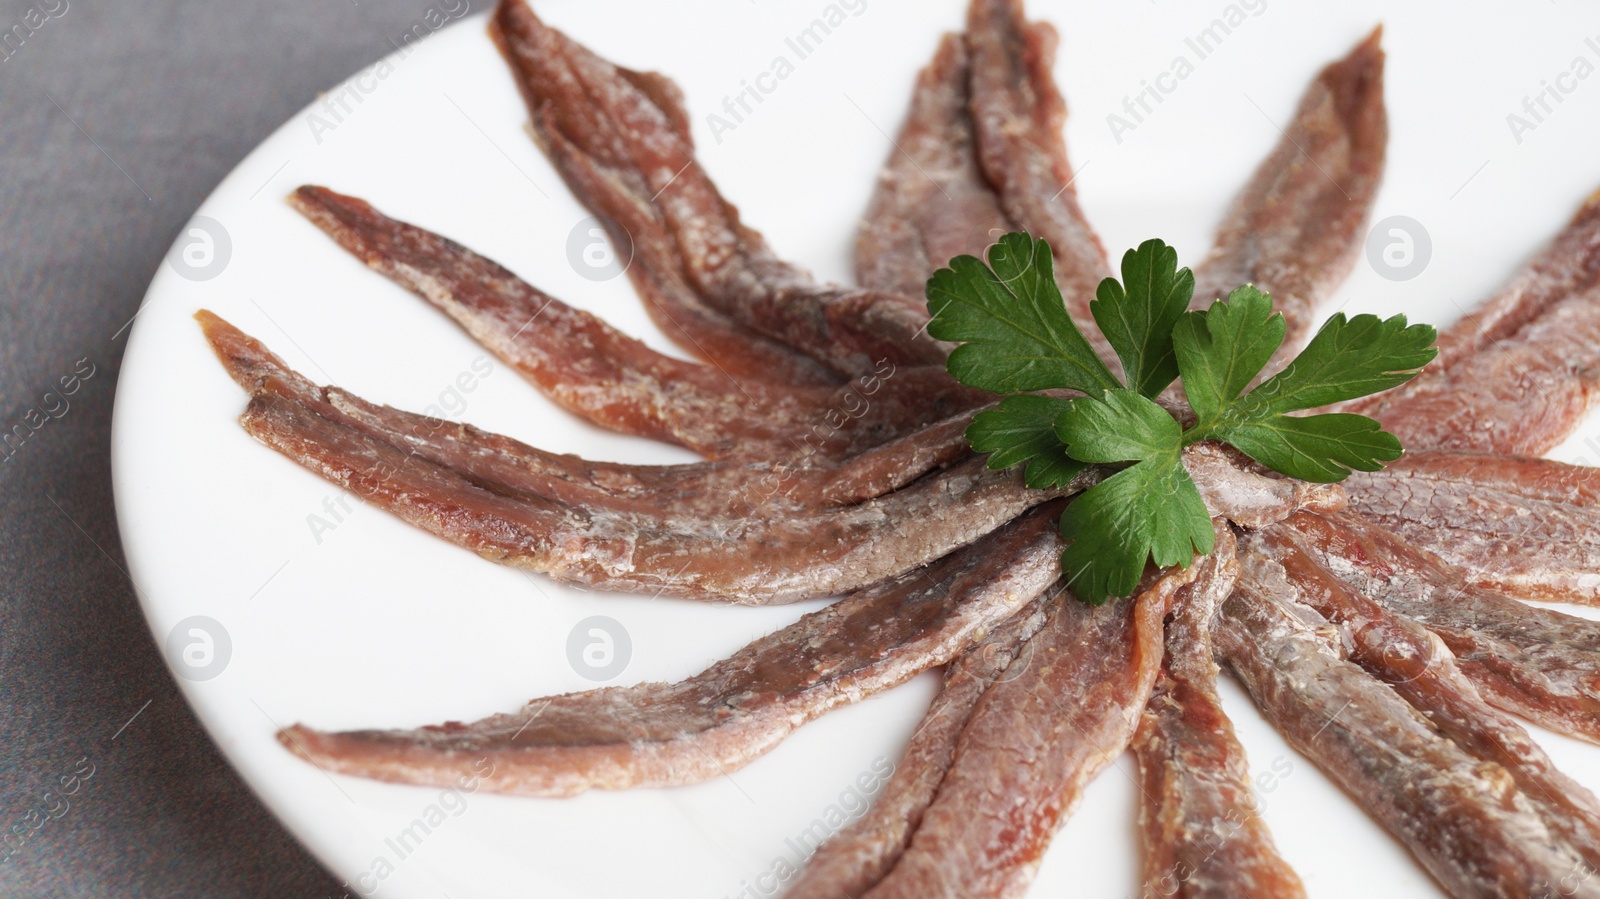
[0,3,482,895]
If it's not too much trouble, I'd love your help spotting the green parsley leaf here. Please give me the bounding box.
[1054,389,1214,604]
[1023,447,1089,492]
[1054,387,1180,464]
[926,233,1121,395]
[967,395,1086,489]
[1219,413,1403,483]
[1174,292,1436,481]
[1170,285,1285,423]
[1090,239,1195,398]
[927,231,1438,605]
[1241,311,1439,414]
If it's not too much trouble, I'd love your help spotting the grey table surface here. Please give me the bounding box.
[0,3,487,896]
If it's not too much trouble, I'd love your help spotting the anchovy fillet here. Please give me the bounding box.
[1219,568,1599,898]
[859,563,1195,899]
[292,186,982,463]
[1281,510,1600,746]
[1191,29,1386,370]
[278,506,1066,796]
[201,310,1060,604]
[1134,525,1306,899]
[964,0,1109,335]
[1346,450,1600,605]
[1251,525,1600,876]
[1344,192,1600,455]
[784,598,1052,899]
[492,0,946,374]
[855,33,1013,301]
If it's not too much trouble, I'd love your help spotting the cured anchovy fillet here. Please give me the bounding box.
[1190,29,1386,364]
[1343,192,1600,455]
[326,378,981,519]
[964,0,1108,331]
[1279,510,1600,746]
[1182,442,1347,529]
[209,305,982,517]
[203,313,1339,604]
[1250,526,1600,875]
[1134,525,1306,899]
[1217,572,1600,898]
[1346,450,1600,604]
[859,563,1195,899]
[800,483,1313,898]
[862,15,1384,379]
[857,3,1125,374]
[487,0,824,378]
[492,0,947,374]
[200,311,1060,603]
[855,33,1014,301]
[538,62,842,389]
[292,186,983,463]
[1352,190,1600,412]
[785,597,1053,899]
[814,410,981,506]
[278,507,1066,796]
[214,307,981,520]
[246,389,1051,606]
[1368,282,1600,455]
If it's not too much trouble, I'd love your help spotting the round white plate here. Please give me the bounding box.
[113,2,1600,896]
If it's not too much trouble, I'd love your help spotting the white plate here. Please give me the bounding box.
[113,2,1600,896]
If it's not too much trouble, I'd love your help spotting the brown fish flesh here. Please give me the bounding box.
[1134,524,1307,899]
[1219,562,1600,898]
[1345,449,1600,605]
[279,506,1067,795]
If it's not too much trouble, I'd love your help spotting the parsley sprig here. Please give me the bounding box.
[927,233,1437,604]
